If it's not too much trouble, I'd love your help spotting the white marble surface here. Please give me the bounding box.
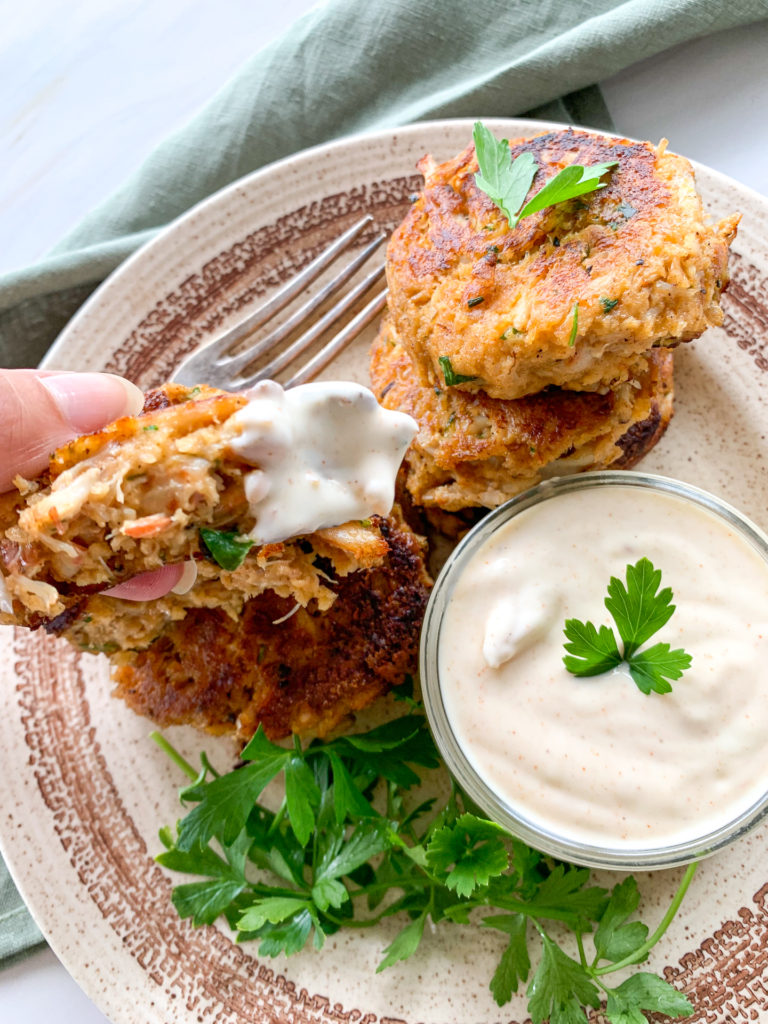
[1,4,767,1022]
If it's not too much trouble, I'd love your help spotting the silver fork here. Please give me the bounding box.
[173,215,387,390]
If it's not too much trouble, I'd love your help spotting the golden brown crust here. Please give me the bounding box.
[49,383,234,476]
[111,509,432,740]
[370,314,674,510]
[613,354,675,468]
[386,128,738,399]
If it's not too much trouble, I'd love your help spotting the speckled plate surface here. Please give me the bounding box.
[1,119,767,1024]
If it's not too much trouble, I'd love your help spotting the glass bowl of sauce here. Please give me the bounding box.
[420,471,768,870]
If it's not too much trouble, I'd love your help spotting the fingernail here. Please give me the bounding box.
[41,373,145,433]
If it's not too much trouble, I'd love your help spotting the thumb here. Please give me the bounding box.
[0,369,145,492]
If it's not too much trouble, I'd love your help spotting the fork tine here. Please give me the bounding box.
[221,233,386,380]
[173,214,376,381]
[282,287,388,389]
[173,215,390,391]
[227,261,386,385]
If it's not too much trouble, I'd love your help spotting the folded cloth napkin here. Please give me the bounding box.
[1,0,766,966]
[0,857,42,961]
[2,0,766,370]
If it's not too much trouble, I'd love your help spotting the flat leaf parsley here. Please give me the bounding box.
[153,691,696,1023]
[199,527,254,571]
[563,557,692,694]
[473,121,617,231]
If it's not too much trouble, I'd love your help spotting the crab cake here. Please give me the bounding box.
[0,382,398,651]
[370,316,674,511]
[111,507,431,740]
[386,127,738,400]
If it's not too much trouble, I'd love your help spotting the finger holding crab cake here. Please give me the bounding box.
[370,315,673,512]
[0,378,417,653]
[386,127,738,400]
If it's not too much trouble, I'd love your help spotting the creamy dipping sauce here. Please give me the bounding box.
[229,381,417,544]
[437,482,768,852]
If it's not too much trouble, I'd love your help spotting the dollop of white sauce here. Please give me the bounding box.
[482,573,561,668]
[229,380,417,544]
[439,485,768,850]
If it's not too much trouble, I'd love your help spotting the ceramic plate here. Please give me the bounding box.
[1,119,768,1024]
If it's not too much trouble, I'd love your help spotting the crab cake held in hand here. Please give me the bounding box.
[370,315,674,511]
[386,127,738,399]
[112,507,432,740]
[0,380,415,652]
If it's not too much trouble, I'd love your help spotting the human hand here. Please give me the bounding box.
[0,369,144,491]
[0,369,185,600]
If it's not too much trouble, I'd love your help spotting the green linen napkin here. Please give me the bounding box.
[1,0,766,966]
[0,856,42,961]
[2,0,767,369]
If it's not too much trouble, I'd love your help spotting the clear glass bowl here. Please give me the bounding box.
[420,471,768,870]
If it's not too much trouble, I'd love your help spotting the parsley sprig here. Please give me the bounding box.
[199,527,254,571]
[473,121,617,231]
[563,558,693,694]
[154,687,696,1022]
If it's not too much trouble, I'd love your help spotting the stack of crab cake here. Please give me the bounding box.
[371,127,738,511]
